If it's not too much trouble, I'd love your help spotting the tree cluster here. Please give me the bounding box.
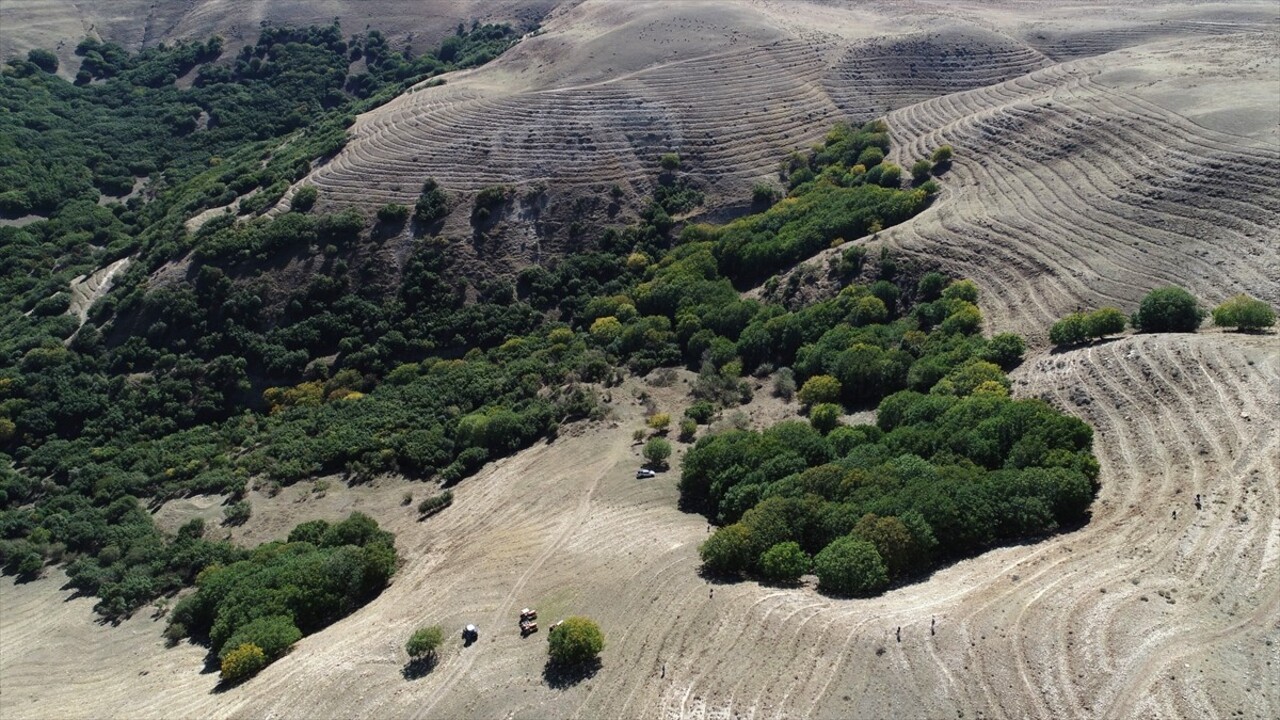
[169,512,398,683]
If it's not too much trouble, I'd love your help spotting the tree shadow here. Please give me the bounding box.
[542,658,601,689]
[401,655,438,680]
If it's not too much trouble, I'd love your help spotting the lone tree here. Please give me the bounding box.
[406,625,444,661]
[1132,287,1204,333]
[659,153,681,172]
[1212,294,1276,331]
[547,616,604,665]
[643,437,672,468]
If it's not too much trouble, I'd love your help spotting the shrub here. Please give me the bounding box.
[1051,307,1126,347]
[377,203,410,224]
[659,153,681,172]
[406,625,444,659]
[798,375,842,406]
[856,147,884,168]
[415,179,449,223]
[290,186,318,212]
[931,145,954,164]
[223,500,251,526]
[679,418,698,442]
[877,164,902,188]
[910,159,933,184]
[647,413,671,432]
[773,367,797,400]
[684,400,716,424]
[813,536,889,596]
[417,491,454,517]
[809,403,841,435]
[547,616,604,665]
[1132,287,1204,333]
[643,437,672,467]
[220,643,267,683]
[760,541,810,584]
[752,183,778,206]
[1212,294,1276,331]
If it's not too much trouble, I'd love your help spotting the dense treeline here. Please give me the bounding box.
[0,24,520,621]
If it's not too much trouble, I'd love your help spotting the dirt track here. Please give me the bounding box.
[2,1,1278,718]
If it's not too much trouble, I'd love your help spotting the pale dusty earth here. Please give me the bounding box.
[2,1,1279,719]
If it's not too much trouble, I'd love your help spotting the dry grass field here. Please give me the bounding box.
[2,1,1277,718]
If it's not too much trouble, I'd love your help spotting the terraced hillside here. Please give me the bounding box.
[873,31,1280,339]
[0,0,558,72]
[296,1,1277,338]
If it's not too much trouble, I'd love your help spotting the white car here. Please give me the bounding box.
[636,468,657,479]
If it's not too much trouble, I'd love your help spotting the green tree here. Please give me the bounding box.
[679,418,698,442]
[851,514,921,580]
[220,643,267,683]
[219,615,302,661]
[1049,313,1090,347]
[931,145,954,164]
[910,159,933,184]
[982,333,1025,369]
[809,403,842,435]
[941,279,979,303]
[760,541,810,584]
[813,536,889,596]
[917,272,947,302]
[1132,287,1204,332]
[1212,294,1276,331]
[878,164,902,187]
[798,375,842,406]
[548,616,604,665]
[291,185,318,212]
[699,523,753,575]
[643,437,672,467]
[659,153,681,172]
[414,179,449,223]
[406,625,444,660]
[1085,307,1127,338]
[27,48,59,73]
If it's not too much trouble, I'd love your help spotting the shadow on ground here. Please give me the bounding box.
[543,658,602,689]
[402,656,438,680]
